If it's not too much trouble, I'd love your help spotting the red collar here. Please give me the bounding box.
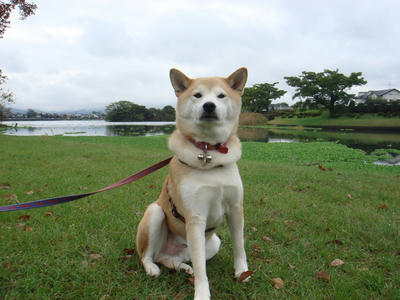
[187,137,229,154]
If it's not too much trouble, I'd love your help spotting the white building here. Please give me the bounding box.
[355,89,400,104]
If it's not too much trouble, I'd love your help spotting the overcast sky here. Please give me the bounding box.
[1,0,399,112]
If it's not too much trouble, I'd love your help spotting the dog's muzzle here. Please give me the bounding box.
[201,102,218,120]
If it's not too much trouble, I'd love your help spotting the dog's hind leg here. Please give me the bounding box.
[136,202,168,277]
[157,255,194,275]
[206,233,221,260]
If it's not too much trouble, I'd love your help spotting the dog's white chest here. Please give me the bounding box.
[179,163,243,228]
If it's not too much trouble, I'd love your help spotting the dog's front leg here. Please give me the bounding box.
[226,203,249,280]
[186,218,210,300]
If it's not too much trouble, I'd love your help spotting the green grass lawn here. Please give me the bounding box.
[268,112,400,128]
[1,136,399,299]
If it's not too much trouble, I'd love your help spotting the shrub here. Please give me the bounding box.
[239,112,268,125]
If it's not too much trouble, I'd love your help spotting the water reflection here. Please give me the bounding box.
[4,121,175,137]
[4,120,400,154]
[237,126,400,153]
[237,127,299,143]
[106,125,175,136]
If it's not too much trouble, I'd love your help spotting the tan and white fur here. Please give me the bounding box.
[136,68,249,300]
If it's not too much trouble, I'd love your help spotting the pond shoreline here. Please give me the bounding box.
[248,124,400,133]
[2,120,400,154]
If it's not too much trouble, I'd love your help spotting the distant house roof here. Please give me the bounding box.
[373,89,400,96]
[357,88,400,99]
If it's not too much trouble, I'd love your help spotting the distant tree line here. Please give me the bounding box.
[265,97,400,120]
[349,98,400,116]
[105,101,175,122]
[243,69,368,117]
[7,109,105,121]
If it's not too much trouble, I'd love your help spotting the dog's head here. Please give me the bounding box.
[170,68,247,143]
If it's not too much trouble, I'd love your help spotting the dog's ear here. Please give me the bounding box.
[226,68,248,95]
[170,69,192,96]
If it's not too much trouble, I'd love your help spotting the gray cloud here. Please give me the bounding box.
[1,0,399,111]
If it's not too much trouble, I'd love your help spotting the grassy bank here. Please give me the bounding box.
[0,124,8,133]
[267,112,400,128]
[1,136,399,299]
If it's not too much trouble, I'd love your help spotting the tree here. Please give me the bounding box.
[0,70,14,122]
[0,0,37,38]
[284,69,367,117]
[0,1,37,122]
[26,108,37,118]
[160,105,175,121]
[242,82,286,113]
[105,101,137,121]
[105,101,176,122]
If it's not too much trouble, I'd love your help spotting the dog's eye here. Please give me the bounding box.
[193,93,202,98]
[217,93,226,99]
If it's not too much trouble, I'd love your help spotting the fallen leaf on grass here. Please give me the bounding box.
[318,165,326,171]
[118,255,132,261]
[238,270,253,282]
[347,194,352,199]
[5,194,18,203]
[316,271,330,282]
[262,236,273,242]
[26,190,34,195]
[270,277,284,289]
[24,226,33,232]
[0,183,10,189]
[358,267,368,272]
[288,264,296,269]
[330,258,344,267]
[18,215,30,221]
[148,184,154,189]
[252,243,261,253]
[379,204,387,209]
[123,248,135,255]
[79,186,88,191]
[327,167,333,171]
[251,227,258,232]
[174,293,185,300]
[37,188,43,193]
[89,254,102,259]
[44,211,53,217]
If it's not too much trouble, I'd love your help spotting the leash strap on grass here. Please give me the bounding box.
[0,156,173,212]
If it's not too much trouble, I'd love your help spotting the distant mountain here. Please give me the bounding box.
[10,108,27,114]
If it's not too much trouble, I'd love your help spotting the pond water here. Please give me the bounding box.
[3,120,400,156]
[3,120,175,137]
[238,126,400,153]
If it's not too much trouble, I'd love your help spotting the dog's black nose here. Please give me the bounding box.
[203,102,216,113]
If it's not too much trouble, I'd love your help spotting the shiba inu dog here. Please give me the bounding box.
[136,68,249,300]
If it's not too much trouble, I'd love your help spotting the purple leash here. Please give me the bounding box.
[0,157,172,212]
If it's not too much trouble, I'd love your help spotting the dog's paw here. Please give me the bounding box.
[178,263,193,275]
[236,270,253,282]
[194,290,210,300]
[144,262,161,277]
